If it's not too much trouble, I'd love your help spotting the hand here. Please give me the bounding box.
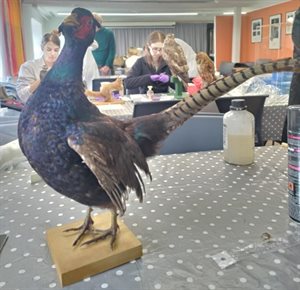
[150,74,160,81]
[100,66,110,76]
[158,73,169,83]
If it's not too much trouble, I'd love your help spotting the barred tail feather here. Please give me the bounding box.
[167,57,299,125]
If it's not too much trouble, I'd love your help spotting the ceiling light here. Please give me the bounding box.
[105,21,176,27]
[57,12,198,16]
[223,12,247,15]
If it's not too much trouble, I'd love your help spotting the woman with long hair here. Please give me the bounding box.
[16,32,61,103]
[124,31,173,94]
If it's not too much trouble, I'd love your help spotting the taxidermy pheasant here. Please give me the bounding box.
[18,7,300,249]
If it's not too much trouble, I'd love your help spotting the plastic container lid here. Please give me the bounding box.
[230,99,247,110]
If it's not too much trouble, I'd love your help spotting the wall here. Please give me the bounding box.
[21,5,209,63]
[21,4,45,60]
[215,0,300,70]
[44,17,208,57]
[215,16,233,68]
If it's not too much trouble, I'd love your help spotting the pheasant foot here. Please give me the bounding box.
[63,207,94,246]
[81,209,119,249]
[63,207,119,249]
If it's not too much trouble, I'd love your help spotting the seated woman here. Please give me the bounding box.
[124,31,173,94]
[16,32,60,103]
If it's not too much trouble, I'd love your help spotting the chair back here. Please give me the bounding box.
[159,113,224,155]
[133,100,180,117]
[219,61,235,76]
[215,95,268,146]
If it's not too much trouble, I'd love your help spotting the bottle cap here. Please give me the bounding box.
[230,99,247,110]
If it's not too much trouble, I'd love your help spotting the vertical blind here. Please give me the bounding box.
[110,23,208,57]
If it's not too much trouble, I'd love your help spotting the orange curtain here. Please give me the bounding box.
[1,0,25,77]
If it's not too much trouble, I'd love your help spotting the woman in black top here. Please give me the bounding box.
[124,31,173,94]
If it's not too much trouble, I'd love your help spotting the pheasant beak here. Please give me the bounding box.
[62,13,80,27]
[58,12,80,34]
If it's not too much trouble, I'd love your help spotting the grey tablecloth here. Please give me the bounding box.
[1,146,300,290]
[261,105,287,142]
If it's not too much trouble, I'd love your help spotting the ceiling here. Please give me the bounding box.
[23,0,289,23]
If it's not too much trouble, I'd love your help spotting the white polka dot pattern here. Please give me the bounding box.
[0,146,300,289]
[261,105,287,141]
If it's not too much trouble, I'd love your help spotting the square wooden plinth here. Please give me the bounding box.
[46,211,142,287]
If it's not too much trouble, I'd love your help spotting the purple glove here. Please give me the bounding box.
[150,74,160,81]
[158,73,169,83]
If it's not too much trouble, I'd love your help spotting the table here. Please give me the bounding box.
[0,97,286,146]
[97,100,287,143]
[1,146,300,290]
[97,101,133,120]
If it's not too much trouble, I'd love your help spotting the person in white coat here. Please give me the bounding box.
[174,38,198,79]
[83,40,100,90]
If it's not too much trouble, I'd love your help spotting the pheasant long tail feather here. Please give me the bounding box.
[166,57,300,129]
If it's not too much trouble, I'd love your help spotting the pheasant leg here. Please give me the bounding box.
[64,207,94,246]
[81,208,119,249]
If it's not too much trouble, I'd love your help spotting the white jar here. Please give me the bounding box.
[223,99,255,165]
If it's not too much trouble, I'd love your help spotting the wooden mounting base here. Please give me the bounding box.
[46,211,142,287]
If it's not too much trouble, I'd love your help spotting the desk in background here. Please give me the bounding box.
[1,146,300,289]
[97,98,287,144]
[97,102,133,120]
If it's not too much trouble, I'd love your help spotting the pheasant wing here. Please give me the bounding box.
[67,119,151,215]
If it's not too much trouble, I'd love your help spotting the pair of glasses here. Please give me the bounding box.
[150,47,163,52]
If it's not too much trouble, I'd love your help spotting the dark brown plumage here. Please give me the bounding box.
[162,33,190,86]
[18,7,300,249]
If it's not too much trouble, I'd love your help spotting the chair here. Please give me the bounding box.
[132,100,180,117]
[215,95,268,146]
[159,113,224,155]
[219,61,235,76]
